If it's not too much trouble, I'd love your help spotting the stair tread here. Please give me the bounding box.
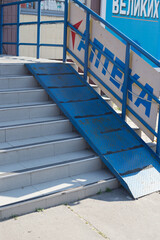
[0,132,81,150]
[0,169,113,207]
[0,150,96,176]
[0,87,41,93]
[0,102,56,111]
[0,88,45,94]
[0,118,70,130]
[0,75,34,79]
[0,89,50,106]
[0,101,53,109]
[0,115,65,128]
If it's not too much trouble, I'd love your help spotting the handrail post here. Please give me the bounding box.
[156,107,160,156]
[122,42,130,120]
[37,0,41,59]
[84,11,90,81]
[16,3,20,56]
[63,0,68,62]
[0,6,3,55]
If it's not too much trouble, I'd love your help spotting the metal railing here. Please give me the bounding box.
[1,0,160,157]
[63,0,160,156]
[0,0,64,58]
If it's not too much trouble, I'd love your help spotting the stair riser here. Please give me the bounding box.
[91,85,101,95]
[105,99,114,108]
[0,90,49,106]
[0,76,39,90]
[0,64,29,76]
[0,178,119,220]
[150,144,156,152]
[0,157,102,192]
[0,120,73,143]
[0,105,60,123]
[0,138,87,166]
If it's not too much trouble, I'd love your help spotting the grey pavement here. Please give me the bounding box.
[0,188,160,240]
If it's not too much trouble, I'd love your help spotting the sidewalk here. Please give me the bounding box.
[0,188,160,240]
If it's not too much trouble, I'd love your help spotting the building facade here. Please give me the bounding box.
[1,0,101,59]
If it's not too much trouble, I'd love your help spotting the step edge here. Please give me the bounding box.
[0,88,46,94]
[0,103,56,111]
[0,178,119,220]
[0,118,70,131]
[0,155,100,179]
[0,136,84,153]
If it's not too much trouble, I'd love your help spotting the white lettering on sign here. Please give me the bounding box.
[140,0,147,17]
[134,0,141,16]
[148,0,154,17]
[112,0,160,19]
[153,0,160,17]
[112,0,119,14]
[120,0,126,15]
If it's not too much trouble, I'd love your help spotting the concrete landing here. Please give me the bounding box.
[0,55,60,64]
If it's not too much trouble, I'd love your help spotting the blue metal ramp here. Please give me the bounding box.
[26,62,160,199]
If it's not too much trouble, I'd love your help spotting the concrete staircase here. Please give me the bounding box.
[0,57,119,220]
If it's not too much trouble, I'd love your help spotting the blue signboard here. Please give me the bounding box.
[105,0,160,61]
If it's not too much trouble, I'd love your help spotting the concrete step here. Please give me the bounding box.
[0,101,54,109]
[90,84,101,94]
[0,119,73,143]
[0,137,88,166]
[0,75,39,90]
[125,117,141,137]
[0,63,30,76]
[0,149,96,175]
[0,115,65,128]
[0,103,61,125]
[0,169,118,220]
[0,155,102,192]
[0,131,81,150]
[0,60,77,77]
[147,142,156,152]
[0,89,50,107]
[102,95,113,107]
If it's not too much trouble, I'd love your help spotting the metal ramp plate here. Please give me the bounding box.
[26,62,160,198]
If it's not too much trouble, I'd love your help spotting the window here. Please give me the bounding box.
[41,0,65,12]
[21,0,86,16]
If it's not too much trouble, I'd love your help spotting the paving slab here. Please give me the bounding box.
[0,205,104,240]
[69,188,160,240]
[0,188,160,240]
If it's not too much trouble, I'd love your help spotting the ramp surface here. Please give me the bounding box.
[26,62,160,198]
